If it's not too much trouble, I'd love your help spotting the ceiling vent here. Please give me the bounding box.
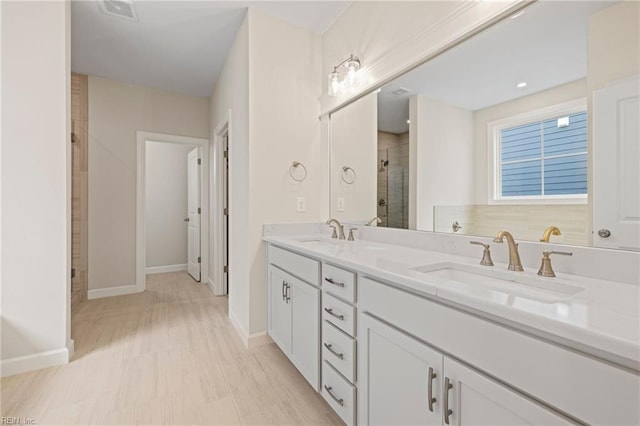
[100,0,138,22]
[391,87,411,96]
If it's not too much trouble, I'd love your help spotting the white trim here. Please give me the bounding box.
[207,277,217,294]
[228,308,273,349]
[212,112,231,296]
[1,346,71,377]
[136,131,210,292]
[88,284,140,300]
[145,264,187,274]
[487,98,588,205]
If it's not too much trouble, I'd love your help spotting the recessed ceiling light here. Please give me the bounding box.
[516,82,527,88]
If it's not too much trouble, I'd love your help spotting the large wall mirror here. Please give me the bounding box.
[329,0,640,251]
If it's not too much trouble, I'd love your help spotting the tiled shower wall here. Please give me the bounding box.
[378,131,409,228]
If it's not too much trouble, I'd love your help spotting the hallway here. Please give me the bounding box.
[1,273,342,425]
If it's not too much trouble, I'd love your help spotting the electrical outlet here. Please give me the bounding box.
[296,197,306,212]
[337,197,345,212]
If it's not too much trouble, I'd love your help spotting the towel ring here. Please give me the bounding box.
[290,161,307,182]
[341,166,356,184]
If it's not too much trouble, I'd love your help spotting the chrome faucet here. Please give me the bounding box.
[326,218,346,240]
[366,217,382,226]
[493,230,524,271]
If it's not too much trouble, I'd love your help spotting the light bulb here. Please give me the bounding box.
[328,70,341,96]
[346,57,360,85]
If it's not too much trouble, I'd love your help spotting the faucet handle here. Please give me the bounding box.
[538,250,573,277]
[347,228,358,241]
[470,241,494,266]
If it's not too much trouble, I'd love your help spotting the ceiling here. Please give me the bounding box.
[71,1,350,97]
[378,1,615,134]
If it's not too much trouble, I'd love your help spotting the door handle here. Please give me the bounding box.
[324,307,344,320]
[282,281,286,301]
[184,217,190,222]
[443,377,453,424]
[428,367,437,413]
[285,282,290,303]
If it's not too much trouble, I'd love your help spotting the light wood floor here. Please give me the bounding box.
[1,272,343,425]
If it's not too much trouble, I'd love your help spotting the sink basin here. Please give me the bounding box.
[294,237,346,247]
[411,263,583,303]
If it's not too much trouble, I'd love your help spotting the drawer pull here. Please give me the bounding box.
[324,277,345,287]
[282,281,286,301]
[324,385,344,406]
[285,282,290,303]
[324,307,344,321]
[444,377,453,424]
[323,343,344,360]
[428,367,437,412]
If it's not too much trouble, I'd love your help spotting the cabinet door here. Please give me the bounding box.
[443,357,570,426]
[358,314,443,426]
[290,278,320,390]
[268,267,291,354]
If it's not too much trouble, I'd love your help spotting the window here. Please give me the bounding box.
[489,101,588,203]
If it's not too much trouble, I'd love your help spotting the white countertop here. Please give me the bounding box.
[264,233,640,370]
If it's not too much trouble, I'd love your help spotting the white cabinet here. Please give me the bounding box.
[268,266,291,353]
[358,314,570,426]
[267,261,320,390]
[444,358,570,426]
[358,314,442,426]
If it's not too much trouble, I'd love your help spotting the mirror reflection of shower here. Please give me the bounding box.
[377,131,409,229]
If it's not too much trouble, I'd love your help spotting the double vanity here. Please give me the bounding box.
[265,224,639,425]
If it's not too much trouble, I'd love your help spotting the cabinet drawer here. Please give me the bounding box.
[269,245,319,286]
[322,263,356,302]
[323,293,356,336]
[322,361,356,425]
[322,320,356,383]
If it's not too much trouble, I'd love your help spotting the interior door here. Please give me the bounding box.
[593,76,640,249]
[223,133,229,294]
[187,147,201,281]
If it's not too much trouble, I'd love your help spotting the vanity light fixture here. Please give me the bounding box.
[327,54,361,96]
[516,82,528,88]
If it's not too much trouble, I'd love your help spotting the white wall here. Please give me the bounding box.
[209,9,322,339]
[145,142,194,269]
[247,9,323,335]
[330,92,377,222]
[88,76,208,291]
[209,15,250,334]
[472,78,587,204]
[410,96,474,231]
[1,1,72,375]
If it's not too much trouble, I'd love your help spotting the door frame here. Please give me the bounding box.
[135,131,209,292]
[212,111,231,296]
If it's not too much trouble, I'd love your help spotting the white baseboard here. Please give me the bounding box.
[88,284,141,300]
[228,309,273,349]
[1,346,70,377]
[145,264,187,274]
[208,276,226,296]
